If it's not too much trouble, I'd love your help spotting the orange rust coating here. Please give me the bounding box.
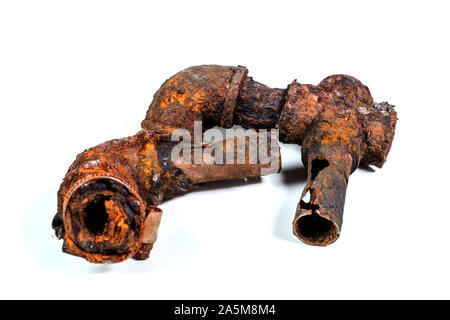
[55,131,280,263]
[53,65,397,263]
[142,65,247,135]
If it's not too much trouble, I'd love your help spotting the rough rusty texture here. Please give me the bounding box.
[281,77,396,246]
[234,78,285,129]
[142,65,238,135]
[53,65,396,263]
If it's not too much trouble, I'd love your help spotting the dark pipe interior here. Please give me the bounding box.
[310,158,329,180]
[83,198,109,234]
[295,212,338,245]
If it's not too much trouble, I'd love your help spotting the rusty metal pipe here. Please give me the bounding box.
[53,65,396,263]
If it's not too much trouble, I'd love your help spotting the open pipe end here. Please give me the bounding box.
[61,177,146,263]
[293,211,340,246]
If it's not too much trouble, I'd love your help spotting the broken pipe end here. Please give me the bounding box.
[60,176,148,263]
[293,209,340,246]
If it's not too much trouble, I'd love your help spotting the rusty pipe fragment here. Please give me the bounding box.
[53,65,396,263]
[53,130,280,263]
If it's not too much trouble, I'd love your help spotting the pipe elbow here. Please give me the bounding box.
[54,134,166,263]
[142,65,248,135]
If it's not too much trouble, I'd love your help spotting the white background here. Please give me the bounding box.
[1,0,449,299]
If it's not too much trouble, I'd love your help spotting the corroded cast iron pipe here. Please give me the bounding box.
[53,65,396,263]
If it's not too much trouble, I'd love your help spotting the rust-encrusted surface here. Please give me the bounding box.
[53,65,397,263]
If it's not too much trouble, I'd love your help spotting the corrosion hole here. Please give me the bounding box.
[83,198,109,234]
[310,158,329,180]
[300,199,319,211]
[303,189,311,203]
[295,212,338,245]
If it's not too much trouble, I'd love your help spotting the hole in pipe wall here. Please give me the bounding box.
[310,158,329,180]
